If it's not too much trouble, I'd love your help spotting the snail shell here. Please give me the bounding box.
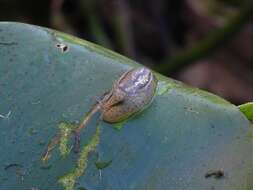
[101,67,157,123]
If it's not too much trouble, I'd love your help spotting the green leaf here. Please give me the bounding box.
[239,102,253,124]
[0,22,253,190]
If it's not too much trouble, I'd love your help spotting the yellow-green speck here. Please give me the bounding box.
[113,120,127,130]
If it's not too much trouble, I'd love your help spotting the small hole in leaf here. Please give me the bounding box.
[205,170,224,179]
[55,43,69,53]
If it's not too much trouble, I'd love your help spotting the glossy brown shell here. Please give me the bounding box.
[101,67,157,123]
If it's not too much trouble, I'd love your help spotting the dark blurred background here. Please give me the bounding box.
[0,0,252,104]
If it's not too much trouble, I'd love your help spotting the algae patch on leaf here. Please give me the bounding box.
[95,160,112,170]
[58,126,101,190]
[59,122,77,157]
[156,81,175,95]
[113,120,127,130]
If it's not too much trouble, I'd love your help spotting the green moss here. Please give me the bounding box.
[171,82,231,106]
[58,122,77,157]
[155,76,231,106]
[238,102,253,124]
[95,160,112,170]
[58,126,101,190]
[113,120,127,130]
[156,81,175,95]
[155,69,231,105]
[193,89,231,106]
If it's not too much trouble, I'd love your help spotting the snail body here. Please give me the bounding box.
[100,67,157,123]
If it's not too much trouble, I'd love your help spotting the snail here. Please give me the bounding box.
[43,67,157,159]
[100,67,157,122]
[76,67,157,132]
[72,67,157,152]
